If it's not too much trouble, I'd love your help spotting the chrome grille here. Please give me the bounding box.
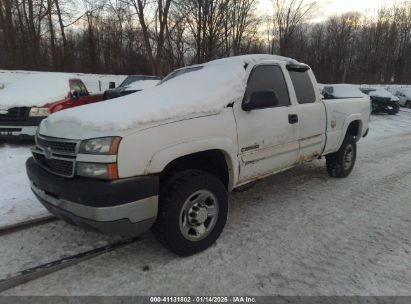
[33,135,80,178]
[33,153,75,177]
[37,136,77,154]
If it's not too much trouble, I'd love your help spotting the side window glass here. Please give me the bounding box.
[79,82,88,96]
[289,70,316,104]
[70,81,81,95]
[244,65,290,108]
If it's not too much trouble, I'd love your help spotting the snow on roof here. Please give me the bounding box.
[0,73,72,109]
[126,80,160,91]
[46,55,299,132]
[323,84,367,99]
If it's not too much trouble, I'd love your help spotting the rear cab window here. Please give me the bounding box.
[243,65,291,108]
[287,67,316,104]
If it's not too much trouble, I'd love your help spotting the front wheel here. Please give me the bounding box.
[326,135,357,178]
[387,103,400,115]
[153,170,228,256]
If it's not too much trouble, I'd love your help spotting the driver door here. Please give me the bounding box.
[234,64,299,184]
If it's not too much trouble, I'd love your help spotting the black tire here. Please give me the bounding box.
[387,103,400,115]
[326,135,357,178]
[153,170,228,256]
[406,101,411,109]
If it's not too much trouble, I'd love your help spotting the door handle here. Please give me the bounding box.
[288,114,299,124]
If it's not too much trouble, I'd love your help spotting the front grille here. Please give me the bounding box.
[0,107,29,121]
[33,135,79,178]
[33,153,75,177]
[37,136,78,154]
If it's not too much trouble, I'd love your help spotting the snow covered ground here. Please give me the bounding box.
[0,70,127,94]
[0,109,411,295]
[0,142,49,228]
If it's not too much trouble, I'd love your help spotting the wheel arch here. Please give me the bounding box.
[346,119,363,139]
[146,139,238,190]
[335,116,363,150]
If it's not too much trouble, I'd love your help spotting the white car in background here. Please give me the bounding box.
[395,88,411,108]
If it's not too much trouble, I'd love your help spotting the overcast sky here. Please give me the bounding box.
[258,0,400,22]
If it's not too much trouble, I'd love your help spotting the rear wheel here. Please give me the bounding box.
[153,170,228,256]
[326,135,357,178]
[406,101,411,109]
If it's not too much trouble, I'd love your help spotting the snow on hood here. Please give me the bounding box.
[323,84,367,98]
[126,80,160,91]
[45,55,298,133]
[368,88,399,101]
[0,73,72,110]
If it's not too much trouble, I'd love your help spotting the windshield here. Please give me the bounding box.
[157,66,204,86]
[120,76,161,87]
[360,88,376,95]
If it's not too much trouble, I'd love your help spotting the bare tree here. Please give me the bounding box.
[128,0,172,75]
[272,0,316,56]
[0,0,410,84]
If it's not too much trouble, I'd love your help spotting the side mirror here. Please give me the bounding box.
[109,82,116,89]
[71,90,80,100]
[243,90,279,111]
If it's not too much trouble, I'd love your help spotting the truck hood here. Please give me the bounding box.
[0,73,72,109]
[39,111,219,140]
[45,54,299,136]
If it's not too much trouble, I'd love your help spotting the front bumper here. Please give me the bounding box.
[371,98,400,113]
[0,126,38,140]
[0,116,45,139]
[26,157,159,236]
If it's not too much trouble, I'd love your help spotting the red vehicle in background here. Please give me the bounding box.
[0,78,103,140]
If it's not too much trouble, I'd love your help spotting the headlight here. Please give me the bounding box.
[76,162,118,180]
[29,107,49,117]
[79,137,121,155]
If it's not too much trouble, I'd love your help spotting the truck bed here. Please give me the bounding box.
[323,96,371,155]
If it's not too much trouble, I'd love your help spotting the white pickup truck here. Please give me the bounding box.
[26,55,371,256]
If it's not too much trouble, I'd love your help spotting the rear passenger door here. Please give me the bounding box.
[234,64,300,184]
[286,67,326,162]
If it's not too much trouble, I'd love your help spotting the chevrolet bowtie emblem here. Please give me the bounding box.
[44,147,52,159]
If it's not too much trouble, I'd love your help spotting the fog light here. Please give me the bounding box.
[76,162,118,180]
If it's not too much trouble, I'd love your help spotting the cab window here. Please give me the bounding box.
[79,82,89,96]
[70,81,88,97]
[244,65,290,108]
[70,81,81,95]
[289,70,316,104]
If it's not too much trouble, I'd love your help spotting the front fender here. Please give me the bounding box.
[146,137,239,189]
